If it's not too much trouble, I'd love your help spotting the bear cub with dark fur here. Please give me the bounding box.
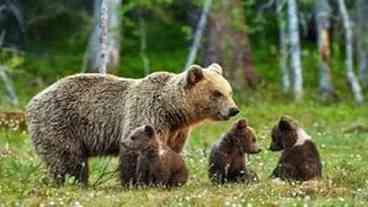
[120,125,188,187]
[270,116,322,181]
[209,119,261,184]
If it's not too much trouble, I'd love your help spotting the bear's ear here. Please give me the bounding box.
[235,119,248,129]
[184,65,204,88]
[278,116,296,131]
[208,63,223,75]
[144,125,155,137]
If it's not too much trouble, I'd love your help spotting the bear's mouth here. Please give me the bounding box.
[215,112,231,121]
[248,148,262,154]
[269,144,282,151]
[121,142,139,151]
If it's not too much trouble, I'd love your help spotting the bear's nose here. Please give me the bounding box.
[228,107,240,117]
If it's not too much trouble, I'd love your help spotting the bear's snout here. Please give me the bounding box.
[217,107,239,120]
[269,142,282,151]
[228,107,240,117]
[253,148,262,154]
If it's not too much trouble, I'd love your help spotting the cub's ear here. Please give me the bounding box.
[208,63,223,75]
[235,119,247,129]
[184,65,204,88]
[144,125,155,137]
[278,116,296,131]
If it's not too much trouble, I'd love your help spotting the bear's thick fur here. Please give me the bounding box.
[209,119,261,184]
[269,116,322,181]
[120,125,188,187]
[26,63,238,184]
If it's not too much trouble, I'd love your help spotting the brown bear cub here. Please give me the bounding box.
[209,119,261,184]
[269,116,322,182]
[120,125,188,188]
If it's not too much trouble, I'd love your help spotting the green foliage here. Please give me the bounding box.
[1,99,368,206]
[0,49,24,70]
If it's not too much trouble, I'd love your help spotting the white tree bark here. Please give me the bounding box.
[184,0,212,70]
[99,0,109,74]
[357,0,368,87]
[107,0,121,72]
[277,0,290,93]
[83,0,121,74]
[0,65,18,105]
[288,0,303,100]
[315,0,335,98]
[0,29,18,105]
[338,0,364,104]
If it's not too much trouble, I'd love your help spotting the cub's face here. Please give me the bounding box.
[183,64,239,121]
[231,119,261,154]
[269,116,298,151]
[123,125,158,151]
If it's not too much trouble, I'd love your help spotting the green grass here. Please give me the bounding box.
[1,98,368,207]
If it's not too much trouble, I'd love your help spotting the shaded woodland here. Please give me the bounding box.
[1,0,368,104]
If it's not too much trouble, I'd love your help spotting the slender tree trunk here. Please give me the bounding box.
[288,0,303,100]
[203,12,221,67]
[184,0,212,70]
[83,0,121,74]
[338,0,364,104]
[0,0,25,49]
[277,0,290,93]
[357,0,368,87]
[233,0,259,89]
[315,0,336,100]
[0,26,18,105]
[107,0,121,72]
[0,65,18,105]
[99,0,109,74]
[204,0,260,89]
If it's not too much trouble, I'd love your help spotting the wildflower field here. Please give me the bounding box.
[1,98,368,207]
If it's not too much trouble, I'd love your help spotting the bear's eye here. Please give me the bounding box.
[213,90,223,97]
[131,136,137,141]
[252,138,256,142]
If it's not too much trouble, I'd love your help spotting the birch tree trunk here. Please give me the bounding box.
[315,0,336,100]
[288,0,303,100]
[357,0,368,87]
[0,65,18,105]
[99,0,109,74]
[277,0,290,93]
[338,0,364,104]
[83,0,121,74]
[184,0,212,70]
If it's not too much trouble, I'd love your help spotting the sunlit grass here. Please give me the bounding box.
[1,100,368,206]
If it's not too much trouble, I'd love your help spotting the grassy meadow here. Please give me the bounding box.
[1,91,368,206]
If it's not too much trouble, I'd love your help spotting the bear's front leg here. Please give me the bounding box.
[168,128,191,153]
[271,164,281,178]
[136,155,154,186]
[169,163,188,187]
[276,162,299,181]
[239,168,259,184]
[119,151,139,187]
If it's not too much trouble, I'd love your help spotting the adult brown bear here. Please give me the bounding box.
[26,63,239,185]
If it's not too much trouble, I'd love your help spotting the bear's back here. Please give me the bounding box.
[25,73,135,155]
[281,140,322,180]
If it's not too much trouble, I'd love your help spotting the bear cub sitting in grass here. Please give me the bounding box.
[269,116,322,181]
[209,119,261,184]
[120,125,188,188]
